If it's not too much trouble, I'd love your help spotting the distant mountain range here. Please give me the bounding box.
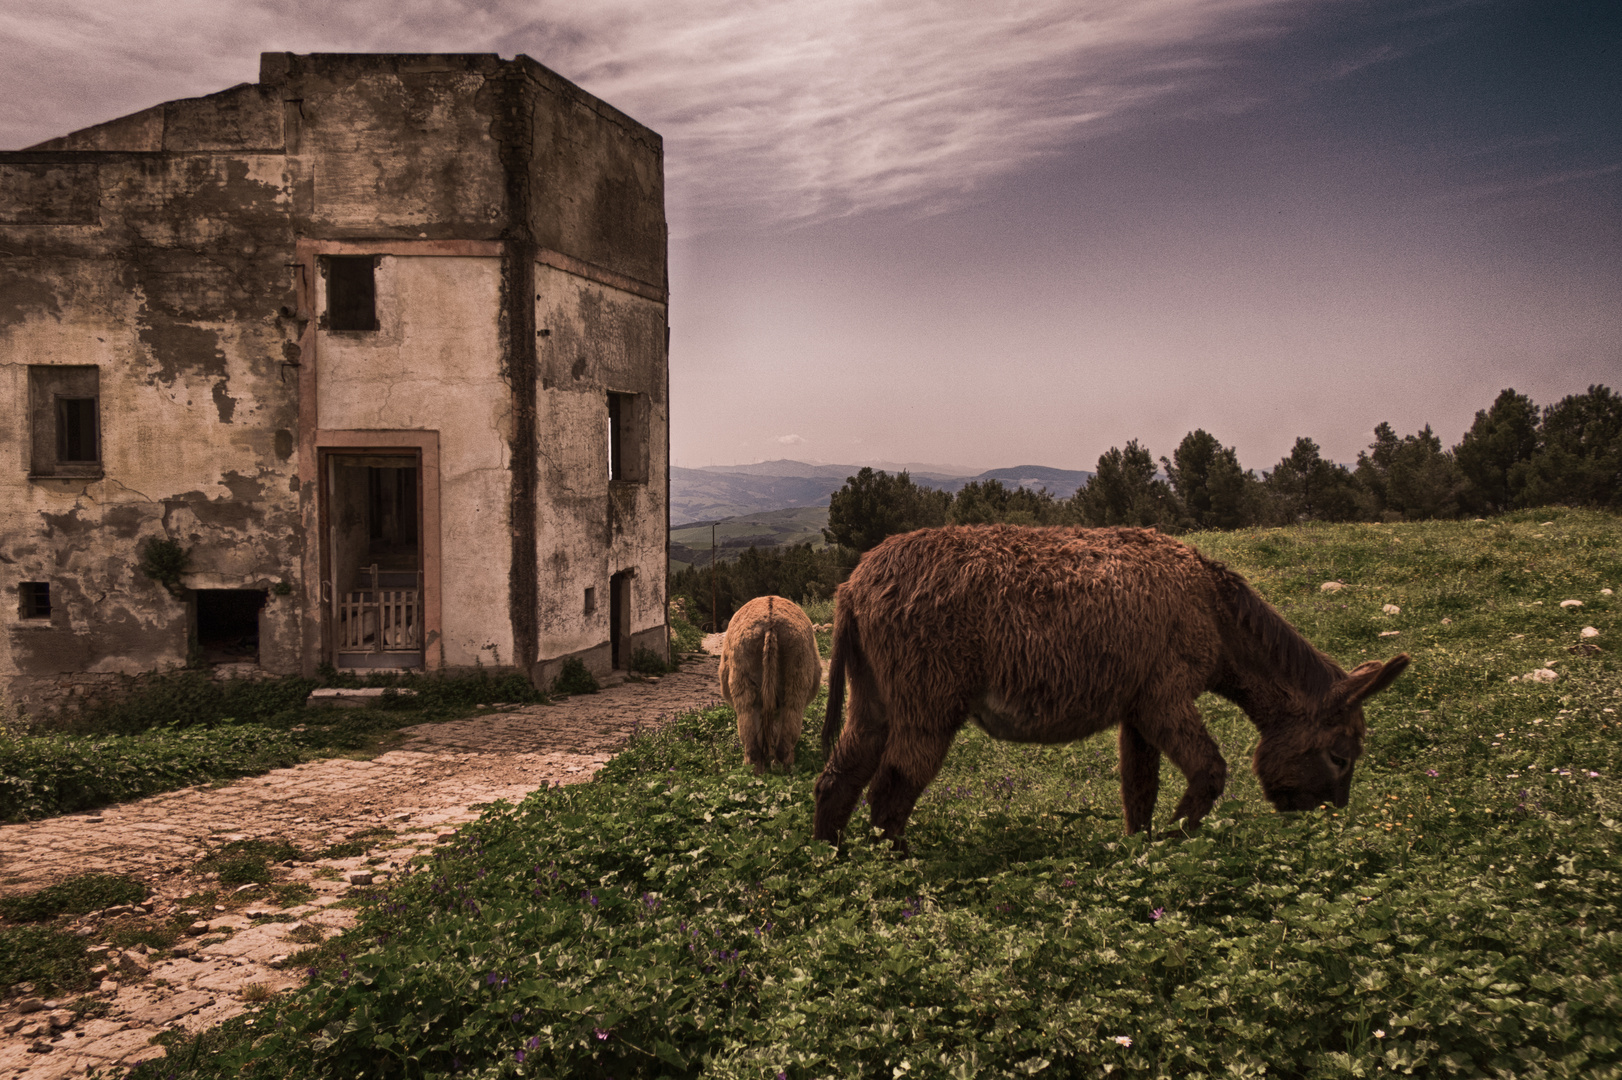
[671,459,1093,525]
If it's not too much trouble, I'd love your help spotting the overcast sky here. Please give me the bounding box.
[4,0,1617,473]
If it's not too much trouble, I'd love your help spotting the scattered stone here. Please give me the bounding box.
[1378,630,1399,637]
[28,1038,52,1053]
[1569,643,1602,656]
[1523,669,1559,683]
[189,922,210,935]
[348,871,374,886]
[98,979,119,994]
[268,955,289,969]
[1561,599,1583,608]
[104,905,133,917]
[1441,617,1452,625]
[119,951,152,977]
[1381,604,1401,615]
[17,997,46,1014]
[1320,581,1347,592]
[233,883,261,894]
[1603,588,1614,597]
[2,1017,24,1035]
[171,942,196,958]
[213,905,226,913]
[1581,626,1600,638]
[46,1010,73,1030]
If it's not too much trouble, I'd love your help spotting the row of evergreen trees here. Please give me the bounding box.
[824,385,1621,545]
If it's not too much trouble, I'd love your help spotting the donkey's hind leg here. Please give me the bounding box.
[866,709,960,856]
[812,682,888,844]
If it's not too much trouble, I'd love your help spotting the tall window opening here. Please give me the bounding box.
[325,255,378,332]
[607,392,645,482]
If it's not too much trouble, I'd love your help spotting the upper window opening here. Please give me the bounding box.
[56,398,99,462]
[326,256,378,332]
[608,393,625,481]
[28,366,101,478]
[19,582,50,620]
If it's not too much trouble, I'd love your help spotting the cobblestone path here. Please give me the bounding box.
[0,657,723,1079]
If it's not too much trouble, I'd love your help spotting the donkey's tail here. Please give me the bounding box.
[822,597,860,753]
[761,596,780,717]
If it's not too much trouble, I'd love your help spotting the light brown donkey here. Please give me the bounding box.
[813,526,1408,853]
[719,595,823,773]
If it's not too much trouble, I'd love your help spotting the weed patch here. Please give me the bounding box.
[0,926,92,996]
[550,657,601,696]
[0,873,145,922]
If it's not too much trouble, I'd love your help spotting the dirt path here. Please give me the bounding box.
[0,657,723,1079]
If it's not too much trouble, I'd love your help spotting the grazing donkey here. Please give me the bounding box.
[813,526,1408,852]
[719,595,823,773]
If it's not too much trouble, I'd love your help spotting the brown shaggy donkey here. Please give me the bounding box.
[719,595,823,773]
[813,526,1409,852]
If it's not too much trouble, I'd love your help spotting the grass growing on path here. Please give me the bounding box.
[144,511,1621,1079]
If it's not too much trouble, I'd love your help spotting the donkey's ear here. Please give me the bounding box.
[1333,653,1410,709]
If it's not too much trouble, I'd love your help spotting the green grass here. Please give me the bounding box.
[0,873,145,922]
[1,668,550,822]
[123,513,1622,1077]
[0,925,95,996]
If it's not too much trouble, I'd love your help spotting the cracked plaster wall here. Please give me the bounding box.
[1,102,302,716]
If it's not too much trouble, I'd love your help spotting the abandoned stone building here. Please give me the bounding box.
[0,52,670,714]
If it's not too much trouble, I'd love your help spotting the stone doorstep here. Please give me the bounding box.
[305,687,419,708]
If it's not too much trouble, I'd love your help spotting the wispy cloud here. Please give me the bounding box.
[2,0,1305,231]
[776,434,806,445]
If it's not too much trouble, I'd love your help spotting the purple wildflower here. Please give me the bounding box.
[1150,907,1164,922]
[1426,769,1439,778]
[528,1036,540,1050]
[595,1027,610,1041]
[515,1050,525,1063]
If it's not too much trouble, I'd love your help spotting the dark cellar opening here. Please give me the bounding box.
[195,589,267,665]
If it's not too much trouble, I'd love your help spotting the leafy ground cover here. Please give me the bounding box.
[1,667,557,822]
[122,511,1622,1077]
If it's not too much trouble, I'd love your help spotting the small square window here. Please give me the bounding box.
[325,256,378,332]
[19,582,50,620]
[28,366,100,477]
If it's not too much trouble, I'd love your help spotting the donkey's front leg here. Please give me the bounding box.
[1142,702,1228,830]
[1118,722,1161,834]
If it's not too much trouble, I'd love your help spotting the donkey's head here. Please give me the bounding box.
[1253,654,1410,812]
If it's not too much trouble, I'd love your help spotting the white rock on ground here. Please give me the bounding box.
[1382,604,1401,615]
[1581,627,1600,638]
[1561,600,1583,608]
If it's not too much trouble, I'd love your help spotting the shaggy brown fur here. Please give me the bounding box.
[719,595,823,773]
[813,525,1408,852]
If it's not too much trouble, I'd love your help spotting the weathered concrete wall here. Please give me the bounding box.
[1,92,303,715]
[316,255,511,668]
[534,265,668,678]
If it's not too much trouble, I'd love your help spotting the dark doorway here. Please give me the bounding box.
[324,452,424,669]
[609,571,631,670]
[195,589,266,664]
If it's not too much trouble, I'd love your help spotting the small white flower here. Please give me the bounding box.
[1113,1036,1132,1047]
[1374,1029,1386,1039]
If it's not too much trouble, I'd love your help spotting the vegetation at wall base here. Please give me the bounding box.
[1,667,555,822]
[551,658,601,696]
[127,511,1621,1080]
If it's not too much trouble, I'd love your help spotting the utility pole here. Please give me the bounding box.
[710,524,718,633]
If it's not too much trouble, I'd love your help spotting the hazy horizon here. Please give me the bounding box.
[6,0,1616,476]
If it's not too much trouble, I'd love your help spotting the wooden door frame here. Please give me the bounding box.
[315,430,442,670]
